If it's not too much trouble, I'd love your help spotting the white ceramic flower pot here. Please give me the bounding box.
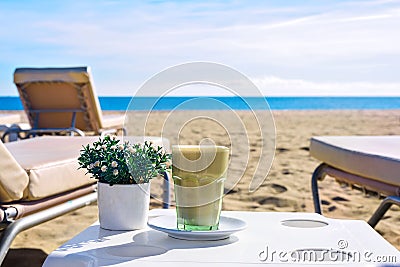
[97,182,151,230]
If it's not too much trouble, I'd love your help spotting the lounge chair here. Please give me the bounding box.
[13,67,126,138]
[0,136,171,265]
[310,136,400,228]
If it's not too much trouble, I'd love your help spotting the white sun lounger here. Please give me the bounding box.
[0,136,171,265]
[310,136,400,228]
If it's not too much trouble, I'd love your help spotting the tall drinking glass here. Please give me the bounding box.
[172,145,229,231]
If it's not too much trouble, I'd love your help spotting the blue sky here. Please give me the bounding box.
[0,0,399,96]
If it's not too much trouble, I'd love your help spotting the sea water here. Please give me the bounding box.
[1,96,400,111]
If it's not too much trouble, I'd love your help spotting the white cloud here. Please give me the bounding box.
[252,76,400,96]
[337,14,393,22]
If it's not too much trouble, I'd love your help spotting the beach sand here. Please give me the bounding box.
[1,109,400,266]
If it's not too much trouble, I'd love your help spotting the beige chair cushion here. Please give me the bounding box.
[2,136,170,202]
[0,141,29,202]
[310,136,400,187]
[5,136,99,201]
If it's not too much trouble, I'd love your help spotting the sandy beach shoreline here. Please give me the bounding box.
[1,109,399,266]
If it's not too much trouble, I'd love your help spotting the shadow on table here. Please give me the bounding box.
[2,248,47,267]
[56,229,239,266]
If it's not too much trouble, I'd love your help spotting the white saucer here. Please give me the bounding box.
[147,215,247,241]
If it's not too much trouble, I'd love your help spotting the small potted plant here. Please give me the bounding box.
[78,136,171,230]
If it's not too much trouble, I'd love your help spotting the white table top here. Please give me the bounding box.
[43,209,400,266]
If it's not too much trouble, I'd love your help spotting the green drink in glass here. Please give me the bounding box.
[172,145,229,231]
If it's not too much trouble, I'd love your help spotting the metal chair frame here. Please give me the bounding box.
[311,163,400,228]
